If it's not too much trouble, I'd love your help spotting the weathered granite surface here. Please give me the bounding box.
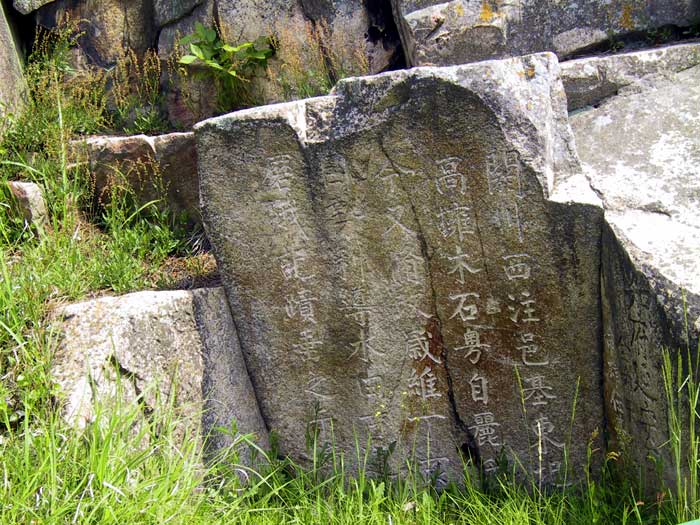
[159,0,401,125]
[391,0,700,67]
[36,0,155,67]
[52,287,269,453]
[79,132,201,230]
[571,63,700,477]
[0,1,26,121]
[196,53,605,484]
[562,42,700,110]
[13,0,54,15]
[7,181,48,234]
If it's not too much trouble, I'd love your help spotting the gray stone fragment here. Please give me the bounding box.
[0,2,26,121]
[51,287,269,454]
[154,0,203,28]
[390,0,700,67]
[562,42,700,111]
[196,53,605,485]
[571,63,700,480]
[7,181,47,234]
[12,0,54,15]
[78,132,201,230]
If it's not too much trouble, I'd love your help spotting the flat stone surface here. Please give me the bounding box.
[571,63,700,479]
[391,0,700,67]
[562,42,700,110]
[52,287,269,453]
[196,53,605,485]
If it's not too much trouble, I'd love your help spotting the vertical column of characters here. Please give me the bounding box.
[263,154,333,439]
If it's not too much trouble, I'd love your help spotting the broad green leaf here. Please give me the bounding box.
[225,42,252,54]
[189,43,205,59]
[178,55,198,65]
[204,60,224,71]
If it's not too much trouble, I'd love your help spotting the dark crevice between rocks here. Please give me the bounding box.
[2,0,35,59]
[378,137,481,472]
[596,217,612,462]
[564,25,700,63]
[107,354,154,418]
[364,0,406,71]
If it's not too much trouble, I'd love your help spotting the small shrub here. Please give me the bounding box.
[178,22,274,113]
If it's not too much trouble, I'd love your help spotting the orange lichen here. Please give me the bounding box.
[479,1,494,22]
[620,3,635,31]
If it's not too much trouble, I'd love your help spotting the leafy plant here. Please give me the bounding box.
[178,23,274,112]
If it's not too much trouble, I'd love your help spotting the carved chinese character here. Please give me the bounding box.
[503,254,531,281]
[406,329,441,364]
[308,416,333,440]
[449,292,480,322]
[306,376,332,403]
[392,249,424,285]
[505,150,524,198]
[435,157,465,195]
[455,329,490,364]
[485,152,501,195]
[285,289,318,324]
[518,333,549,366]
[419,457,450,485]
[292,328,323,362]
[377,162,415,194]
[469,412,501,447]
[531,416,564,456]
[359,375,383,402]
[358,413,388,437]
[437,204,473,242]
[486,151,522,196]
[408,367,442,400]
[409,414,448,423]
[483,458,498,474]
[485,296,501,315]
[447,246,482,284]
[384,205,415,238]
[271,199,308,240]
[348,327,384,363]
[263,154,294,193]
[533,461,564,484]
[522,375,556,406]
[507,291,540,323]
[470,373,489,405]
[278,248,313,282]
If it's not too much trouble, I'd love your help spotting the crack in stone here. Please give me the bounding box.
[378,137,480,466]
[107,354,153,417]
[157,1,205,30]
